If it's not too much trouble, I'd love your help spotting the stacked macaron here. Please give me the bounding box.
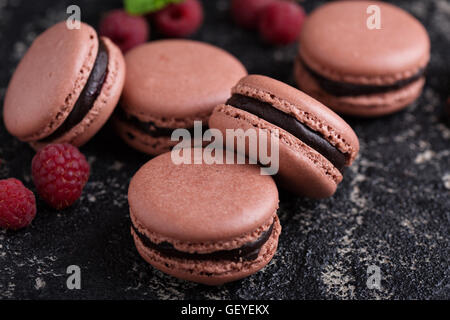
[3,22,125,149]
[295,1,430,117]
[128,150,281,285]
[209,75,359,198]
[113,39,247,155]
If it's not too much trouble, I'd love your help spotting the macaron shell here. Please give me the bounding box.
[128,151,279,242]
[112,116,177,155]
[132,216,281,285]
[3,21,98,141]
[209,105,341,198]
[121,39,247,121]
[299,1,430,83]
[295,59,426,117]
[233,75,359,163]
[31,37,126,149]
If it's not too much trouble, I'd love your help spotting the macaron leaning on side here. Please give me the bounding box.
[113,39,247,156]
[128,150,281,285]
[296,1,430,117]
[3,21,126,149]
[209,75,359,199]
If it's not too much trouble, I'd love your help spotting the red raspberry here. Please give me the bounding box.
[0,178,36,230]
[258,1,306,45]
[231,0,275,29]
[153,0,203,37]
[99,9,150,53]
[32,144,90,210]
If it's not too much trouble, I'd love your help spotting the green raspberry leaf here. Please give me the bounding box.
[124,0,183,15]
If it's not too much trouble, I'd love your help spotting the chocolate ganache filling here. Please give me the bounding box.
[116,108,200,138]
[132,222,274,261]
[227,94,347,172]
[41,40,109,142]
[298,57,425,97]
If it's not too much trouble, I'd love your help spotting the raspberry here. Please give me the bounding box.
[99,9,149,53]
[153,0,203,37]
[258,1,306,45]
[231,0,275,29]
[32,144,90,210]
[0,178,36,230]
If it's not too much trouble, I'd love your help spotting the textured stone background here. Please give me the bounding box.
[0,0,449,300]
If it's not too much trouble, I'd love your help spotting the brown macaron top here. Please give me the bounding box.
[4,22,99,141]
[121,40,247,123]
[299,1,430,85]
[128,151,279,243]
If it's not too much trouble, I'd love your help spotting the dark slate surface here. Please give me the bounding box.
[0,0,449,300]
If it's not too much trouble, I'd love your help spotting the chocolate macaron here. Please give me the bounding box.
[296,1,430,117]
[3,21,125,149]
[114,40,247,155]
[209,75,359,198]
[129,150,281,285]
